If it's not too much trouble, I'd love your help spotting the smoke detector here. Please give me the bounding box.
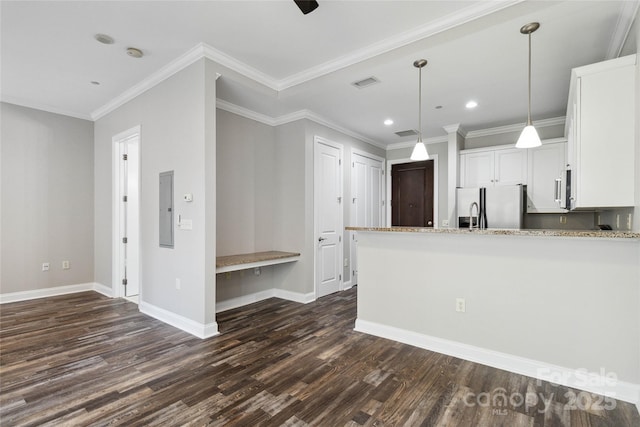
[126,47,144,58]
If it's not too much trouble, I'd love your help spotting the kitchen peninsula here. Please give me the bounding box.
[347,226,640,404]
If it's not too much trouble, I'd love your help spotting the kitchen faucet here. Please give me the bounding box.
[469,202,479,230]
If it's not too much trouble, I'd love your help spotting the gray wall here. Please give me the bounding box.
[1,103,94,294]
[94,59,217,326]
[357,231,640,385]
[215,109,384,300]
[215,108,277,300]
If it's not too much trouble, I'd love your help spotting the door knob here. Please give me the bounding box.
[427,220,433,226]
[318,237,326,242]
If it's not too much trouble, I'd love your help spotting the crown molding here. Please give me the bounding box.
[91,43,207,120]
[277,0,524,90]
[216,99,385,149]
[465,116,565,139]
[386,135,449,151]
[1,95,92,121]
[201,43,279,90]
[605,0,640,60]
[216,99,276,127]
[442,123,467,138]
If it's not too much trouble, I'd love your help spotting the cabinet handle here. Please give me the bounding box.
[554,178,562,204]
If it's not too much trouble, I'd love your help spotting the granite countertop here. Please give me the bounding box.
[345,226,640,239]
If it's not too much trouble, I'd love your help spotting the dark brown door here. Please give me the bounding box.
[391,160,434,227]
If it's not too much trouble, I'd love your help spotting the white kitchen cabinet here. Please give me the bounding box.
[526,141,567,213]
[460,147,527,188]
[565,54,636,209]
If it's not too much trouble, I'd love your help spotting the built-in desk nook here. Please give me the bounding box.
[215,251,300,274]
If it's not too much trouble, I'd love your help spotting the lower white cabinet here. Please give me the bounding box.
[526,141,567,213]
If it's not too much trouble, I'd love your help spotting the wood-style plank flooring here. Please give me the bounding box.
[1,288,639,426]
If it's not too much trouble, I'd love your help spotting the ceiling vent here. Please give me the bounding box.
[395,129,419,137]
[351,76,380,89]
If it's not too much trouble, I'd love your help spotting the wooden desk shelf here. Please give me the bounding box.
[215,251,300,274]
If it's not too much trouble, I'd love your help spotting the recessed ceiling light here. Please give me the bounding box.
[126,47,144,58]
[465,100,478,109]
[94,34,114,45]
[384,119,394,126]
[90,81,100,86]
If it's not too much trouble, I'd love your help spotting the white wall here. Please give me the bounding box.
[1,103,94,294]
[94,59,217,329]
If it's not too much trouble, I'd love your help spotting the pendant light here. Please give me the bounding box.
[410,59,429,160]
[516,22,542,149]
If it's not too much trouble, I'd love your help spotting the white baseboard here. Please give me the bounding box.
[139,301,219,339]
[217,288,316,313]
[0,282,111,304]
[343,280,353,290]
[216,289,278,312]
[354,319,640,406]
[273,288,315,304]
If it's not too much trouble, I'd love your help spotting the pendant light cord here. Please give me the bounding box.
[418,66,423,142]
[527,32,532,126]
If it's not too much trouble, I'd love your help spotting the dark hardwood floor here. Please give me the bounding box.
[1,288,638,426]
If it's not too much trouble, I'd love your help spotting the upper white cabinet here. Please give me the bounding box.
[460,147,527,188]
[527,141,567,213]
[565,54,636,209]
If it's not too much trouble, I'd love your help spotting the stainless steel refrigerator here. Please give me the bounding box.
[456,185,525,229]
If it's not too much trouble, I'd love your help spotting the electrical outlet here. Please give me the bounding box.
[456,298,466,313]
[62,260,70,270]
[176,278,181,290]
[254,267,261,276]
[616,214,620,229]
[627,213,632,230]
[559,215,567,224]
[344,258,348,267]
[42,262,49,272]
[442,220,449,227]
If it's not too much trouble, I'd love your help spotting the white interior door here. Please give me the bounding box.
[315,138,343,298]
[350,151,384,286]
[114,129,140,298]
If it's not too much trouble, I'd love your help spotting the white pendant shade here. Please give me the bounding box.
[410,141,429,160]
[516,125,541,148]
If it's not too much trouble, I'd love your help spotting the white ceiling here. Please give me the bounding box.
[1,1,638,148]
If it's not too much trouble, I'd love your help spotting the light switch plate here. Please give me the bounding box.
[180,219,193,230]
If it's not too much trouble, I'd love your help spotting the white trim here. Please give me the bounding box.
[314,136,345,299]
[276,0,523,90]
[216,288,316,313]
[464,116,566,139]
[216,99,276,127]
[342,280,353,291]
[273,289,316,304]
[89,2,523,119]
[605,1,640,60]
[201,43,278,91]
[92,44,207,120]
[0,96,93,121]
[460,137,568,155]
[139,300,219,339]
[386,155,439,229]
[112,126,142,299]
[354,319,640,406]
[0,282,112,304]
[216,100,385,150]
